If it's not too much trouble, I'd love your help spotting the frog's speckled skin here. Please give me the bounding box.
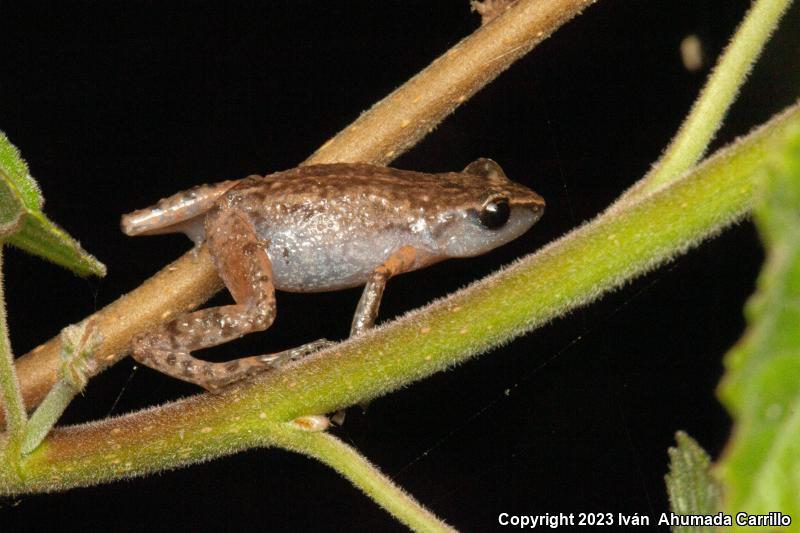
[122,159,545,390]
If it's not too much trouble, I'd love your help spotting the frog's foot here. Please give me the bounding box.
[192,339,335,392]
[330,410,347,426]
[257,338,335,368]
[134,340,334,393]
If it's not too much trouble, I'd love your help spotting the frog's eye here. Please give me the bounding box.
[478,198,510,229]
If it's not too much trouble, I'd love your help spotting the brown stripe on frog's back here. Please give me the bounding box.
[230,164,509,216]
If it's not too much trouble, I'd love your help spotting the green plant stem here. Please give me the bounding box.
[20,381,78,455]
[615,0,791,208]
[0,246,26,441]
[280,431,455,533]
[3,102,797,496]
[21,321,100,455]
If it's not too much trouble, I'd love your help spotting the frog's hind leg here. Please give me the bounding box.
[130,206,329,391]
[121,179,240,240]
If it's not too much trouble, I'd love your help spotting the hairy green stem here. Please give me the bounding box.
[280,431,456,532]
[615,0,792,208]
[20,381,78,455]
[20,321,100,455]
[3,102,797,496]
[0,247,25,441]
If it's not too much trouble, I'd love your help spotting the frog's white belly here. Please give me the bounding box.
[263,226,435,292]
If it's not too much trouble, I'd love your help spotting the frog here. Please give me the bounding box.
[121,159,545,391]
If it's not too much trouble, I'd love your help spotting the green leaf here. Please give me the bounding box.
[665,431,721,533]
[0,132,105,277]
[0,137,28,236]
[716,121,800,528]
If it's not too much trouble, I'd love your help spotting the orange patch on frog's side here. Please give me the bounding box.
[383,245,417,275]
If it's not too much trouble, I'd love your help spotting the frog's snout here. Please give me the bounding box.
[531,194,546,221]
[514,187,546,224]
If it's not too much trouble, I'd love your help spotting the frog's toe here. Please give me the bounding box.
[290,338,336,359]
[304,338,336,352]
[257,338,335,369]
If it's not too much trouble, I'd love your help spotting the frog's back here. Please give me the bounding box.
[229,163,473,207]
[222,164,455,292]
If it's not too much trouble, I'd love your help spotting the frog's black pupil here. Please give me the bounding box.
[479,199,510,229]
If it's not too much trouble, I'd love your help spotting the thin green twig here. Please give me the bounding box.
[20,381,76,455]
[614,0,792,209]
[20,321,100,455]
[280,430,456,533]
[0,247,26,441]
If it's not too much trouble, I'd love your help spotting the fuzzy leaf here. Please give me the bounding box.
[665,432,721,533]
[716,121,800,527]
[0,132,105,277]
[0,131,42,211]
[0,137,28,235]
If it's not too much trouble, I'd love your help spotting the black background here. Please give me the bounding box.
[1,1,798,531]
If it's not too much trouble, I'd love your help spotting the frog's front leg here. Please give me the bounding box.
[350,246,418,336]
[131,207,326,391]
[334,246,420,421]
